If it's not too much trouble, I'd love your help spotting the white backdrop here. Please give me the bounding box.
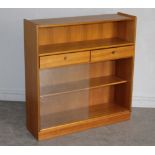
[0,8,155,107]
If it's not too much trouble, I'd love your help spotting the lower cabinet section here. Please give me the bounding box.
[38,58,133,139]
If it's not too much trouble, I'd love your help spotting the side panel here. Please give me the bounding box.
[24,20,40,138]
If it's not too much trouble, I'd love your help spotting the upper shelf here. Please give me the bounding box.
[28,13,135,28]
[39,38,134,56]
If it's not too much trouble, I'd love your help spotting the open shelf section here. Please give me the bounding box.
[30,13,134,28]
[41,103,129,129]
[39,38,134,56]
[40,75,128,97]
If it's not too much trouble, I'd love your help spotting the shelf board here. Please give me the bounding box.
[40,103,129,129]
[39,38,134,56]
[40,75,127,97]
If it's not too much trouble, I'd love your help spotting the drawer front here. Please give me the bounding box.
[40,51,90,69]
[91,46,134,62]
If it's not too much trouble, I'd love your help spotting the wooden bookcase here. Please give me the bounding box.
[24,12,136,140]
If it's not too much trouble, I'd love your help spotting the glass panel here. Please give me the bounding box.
[39,60,130,130]
[40,64,90,129]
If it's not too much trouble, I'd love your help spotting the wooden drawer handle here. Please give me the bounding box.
[64,56,67,60]
[112,51,116,54]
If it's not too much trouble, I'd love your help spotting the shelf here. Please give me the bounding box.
[39,38,134,56]
[40,103,129,129]
[40,75,127,97]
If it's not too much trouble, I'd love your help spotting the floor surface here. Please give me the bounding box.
[0,101,155,146]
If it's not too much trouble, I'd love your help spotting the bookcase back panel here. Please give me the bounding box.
[90,61,115,78]
[89,86,114,106]
[38,20,136,46]
[117,20,136,42]
[38,22,118,45]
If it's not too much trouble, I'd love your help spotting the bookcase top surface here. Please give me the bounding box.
[28,13,134,27]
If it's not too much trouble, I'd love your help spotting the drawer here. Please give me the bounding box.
[91,46,134,62]
[40,51,90,69]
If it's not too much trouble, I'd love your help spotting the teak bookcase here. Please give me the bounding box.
[24,12,136,140]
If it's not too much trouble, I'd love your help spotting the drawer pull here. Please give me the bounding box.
[64,56,67,60]
[112,51,116,54]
